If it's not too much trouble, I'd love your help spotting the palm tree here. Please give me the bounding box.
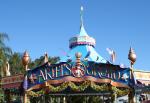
[29,56,60,69]
[0,33,12,102]
[0,33,12,57]
[0,33,12,77]
[9,52,24,75]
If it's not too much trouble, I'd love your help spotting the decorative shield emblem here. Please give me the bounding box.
[72,67,85,77]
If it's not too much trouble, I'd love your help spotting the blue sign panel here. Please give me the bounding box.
[23,61,135,90]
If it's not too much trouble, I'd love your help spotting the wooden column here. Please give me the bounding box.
[22,51,30,103]
[23,74,29,103]
[23,91,28,103]
[128,89,135,103]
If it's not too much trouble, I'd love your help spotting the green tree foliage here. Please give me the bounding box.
[9,52,24,75]
[0,33,12,59]
[29,56,60,69]
[0,33,12,102]
[0,50,7,77]
[0,33,12,77]
[9,53,60,75]
[48,57,60,64]
[0,88,4,103]
[0,33,62,102]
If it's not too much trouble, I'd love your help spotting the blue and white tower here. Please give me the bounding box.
[61,6,107,63]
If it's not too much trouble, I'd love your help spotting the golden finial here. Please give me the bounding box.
[44,52,49,63]
[75,52,82,59]
[75,52,82,69]
[44,81,49,87]
[128,47,136,68]
[22,51,30,71]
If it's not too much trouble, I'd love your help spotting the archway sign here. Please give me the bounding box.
[23,60,136,97]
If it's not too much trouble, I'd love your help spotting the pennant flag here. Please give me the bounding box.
[84,46,91,61]
[59,48,67,56]
[59,48,70,58]
[85,51,91,59]
[96,56,99,61]
[120,63,126,68]
[106,48,116,63]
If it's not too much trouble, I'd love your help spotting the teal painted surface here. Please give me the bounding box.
[60,15,107,63]
[61,33,107,63]
[78,24,88,37]
[60,45,107,63]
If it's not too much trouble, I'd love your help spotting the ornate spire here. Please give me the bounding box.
[80,6,84,29]
[44,52,49,63]
[128,47,137,67]
[60,6,107,63]
[79,6,88,37]
[69,6,96,48]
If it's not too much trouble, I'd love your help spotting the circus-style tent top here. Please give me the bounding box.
[1,6,150,103]
[60,6,107,63]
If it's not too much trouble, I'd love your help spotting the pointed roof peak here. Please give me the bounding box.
[69,6,96,48]
[79,6,88,37]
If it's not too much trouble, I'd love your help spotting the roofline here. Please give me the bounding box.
[134,69,150,73]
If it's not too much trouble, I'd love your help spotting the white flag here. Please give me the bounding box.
[106,48,116,63]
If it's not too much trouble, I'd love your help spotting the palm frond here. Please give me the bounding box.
[0,41,5,48]
[0,33,9,41]
[0,47,12,60]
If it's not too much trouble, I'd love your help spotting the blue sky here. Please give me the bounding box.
[0,0,150,71]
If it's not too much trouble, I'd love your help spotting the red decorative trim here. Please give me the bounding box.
[2,82,22,89]
[1,74,24,89]
[69,42,95,48]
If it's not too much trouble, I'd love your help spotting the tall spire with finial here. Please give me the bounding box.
[64,6,107,64]
[128,47,137,68]
[79,6,88,37]
[80,6,84,29]
[69,6,96,48]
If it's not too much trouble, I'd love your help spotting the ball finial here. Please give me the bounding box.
[81,6,83,11]
[128,47,136,66]
[75,52,82,58]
